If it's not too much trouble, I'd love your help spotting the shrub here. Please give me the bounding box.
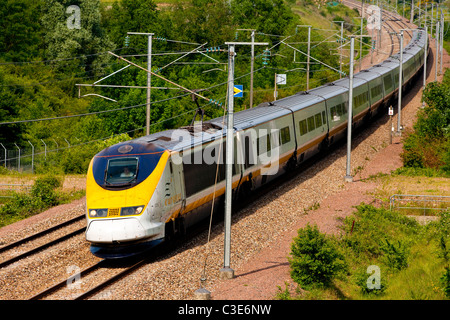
[289,224,347,289]
[0,175,62,227]
[31,175,62,207]
[380,239,409,271]
[440,267,450,298]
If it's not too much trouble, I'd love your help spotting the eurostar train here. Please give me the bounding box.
[85,28,428,258]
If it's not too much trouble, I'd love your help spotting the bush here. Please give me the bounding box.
[380,239,409,271]
[289,224,347,289]
[0,175,62,227]
[440,267,450,298]
[31,175,62,207]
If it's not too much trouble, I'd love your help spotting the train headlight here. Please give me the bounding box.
[89,208,108,218]
[120,205,144,216]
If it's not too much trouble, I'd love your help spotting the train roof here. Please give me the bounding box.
[378,59,400,70]
[209,103,291,131]
[268,92,324,112]
[332,76,368,89]
[367,64,396,76]
[307,82,348,99]
[354,69,384,82]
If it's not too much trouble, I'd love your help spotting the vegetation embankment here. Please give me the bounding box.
[280,205,450,300]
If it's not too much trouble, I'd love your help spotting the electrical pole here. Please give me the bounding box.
[345,36,355,183]
[397,30,404,135]
[379,4,383,50]
[221,40,268,281]
[435,21,439,81]
[307,26,311,90]
[360,18,363,71]
[296,25,312,89]
[424,25,428,89]
[411,0,414,23]
[222,43,236,281]
[127,32,154,135]
[332,21,345,79]
[431,3,434,38]
[340,21,344,79]
[440,10,444,75]
[250,30,255,108]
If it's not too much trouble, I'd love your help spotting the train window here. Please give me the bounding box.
[299,120,307,136]
[280,126,291,145]
[353,93,367,108]
[371,84,382,98]
[244,135,253,169]
[257,134,271,156]
[383,75,393,90]
[183,140,237,197]
[307,116,315,132]
[322,111,326,125]
[330,106,338,121]
[315,113,322,128]
[105,157,138,185]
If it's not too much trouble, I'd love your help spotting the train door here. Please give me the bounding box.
[169,158,184,215]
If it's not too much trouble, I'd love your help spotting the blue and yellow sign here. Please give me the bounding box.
[234,85,243,97]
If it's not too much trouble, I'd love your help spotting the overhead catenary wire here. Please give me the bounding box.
[0,62,267,126]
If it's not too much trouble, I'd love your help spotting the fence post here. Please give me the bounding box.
[41,139,47,160]
[28,140,34,174]
[14,143,20,172]
[52,139,59,153]
[0,143,6,168]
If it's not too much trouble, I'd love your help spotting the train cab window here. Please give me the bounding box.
[307,116,315,132]
[299,119,307,136]
[322,111,326,125]
[105,157,138,185]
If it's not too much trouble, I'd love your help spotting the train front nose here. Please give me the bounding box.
[85,143,169,248]
[86,213,164,244]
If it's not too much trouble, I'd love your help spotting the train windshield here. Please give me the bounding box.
[105,157,139,185]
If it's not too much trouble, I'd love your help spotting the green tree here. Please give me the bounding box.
[40,0,115,75]
[0,0,44,62]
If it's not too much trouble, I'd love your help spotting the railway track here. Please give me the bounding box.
[0,214,85,269]
[29,256,147,300]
